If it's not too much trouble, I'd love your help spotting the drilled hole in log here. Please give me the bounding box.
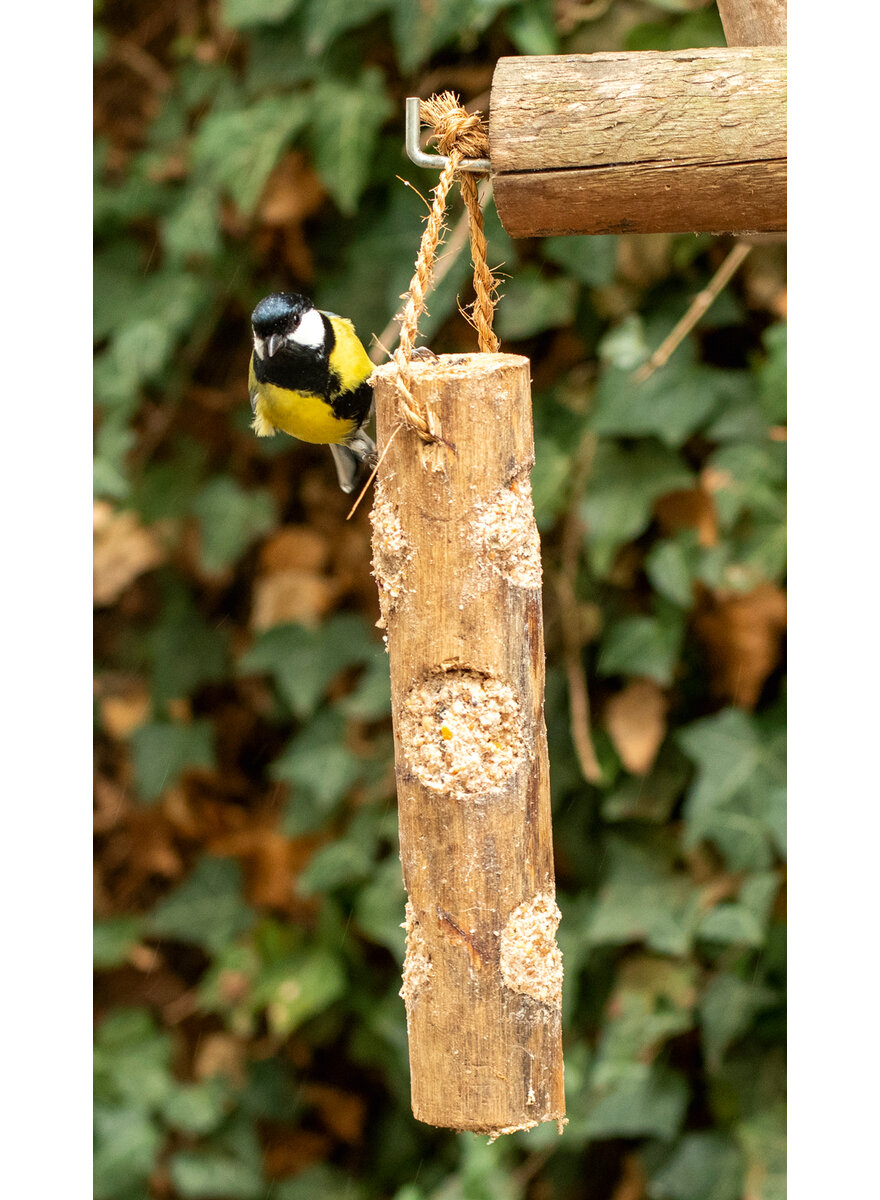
[400,900,432,1008]
[400,670,524,796]
[369,479,411,630]
[471,472,542,590]
[499,893,563,1009]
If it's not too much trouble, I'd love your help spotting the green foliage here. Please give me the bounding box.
[192,476,277,573]
[149,856,257,951]
[95,1,786,1197]
[131,719,216,801]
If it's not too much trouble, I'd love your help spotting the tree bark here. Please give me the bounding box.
[716,0,786,46]
[489,47,786,237]
[370,353,565,1136]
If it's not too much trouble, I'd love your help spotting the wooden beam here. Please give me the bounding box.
[489,47,786,237]
[717,0,786,46]
[370,353,565,1136]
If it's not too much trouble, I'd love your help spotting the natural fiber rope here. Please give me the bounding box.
[392,93,499,446]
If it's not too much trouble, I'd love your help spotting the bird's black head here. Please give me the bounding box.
[251,292,326,361]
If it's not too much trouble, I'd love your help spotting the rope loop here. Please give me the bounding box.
[393,93,500,446]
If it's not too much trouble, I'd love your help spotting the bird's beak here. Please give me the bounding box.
[266,334,284,358]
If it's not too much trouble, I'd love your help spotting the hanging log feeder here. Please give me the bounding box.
[371,354,564,1135]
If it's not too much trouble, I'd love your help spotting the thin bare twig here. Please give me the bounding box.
[346,423,402,520]
[553,430,603,785]
[633,241,753,384]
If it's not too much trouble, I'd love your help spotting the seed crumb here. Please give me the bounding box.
[499,893,563,1008]
[472,474,542,589]
[400,901,432,1006]
[370,481,411,626]
[399,670,524,795]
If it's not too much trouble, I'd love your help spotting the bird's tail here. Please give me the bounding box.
[330,431,376,494]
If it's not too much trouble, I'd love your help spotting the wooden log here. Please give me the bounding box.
[369,354,565,1136]
[717,0,786,46]
[718,1,786,245]
[489,47,786,237]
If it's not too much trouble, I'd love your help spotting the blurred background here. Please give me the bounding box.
[93,1,786,1197]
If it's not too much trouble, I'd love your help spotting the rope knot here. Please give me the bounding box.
[420,92,490,167]
[393,92,499,449]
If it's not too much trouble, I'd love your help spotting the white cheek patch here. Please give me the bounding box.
[288,307,325,351]
[253,334,266,360]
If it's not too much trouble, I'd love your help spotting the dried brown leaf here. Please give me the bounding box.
[94,500,164,606]
[654,487,718,547]
[695,582,787,708]
[604,678,669,776]
[304,1083,367,1144]
[251,569,338,631]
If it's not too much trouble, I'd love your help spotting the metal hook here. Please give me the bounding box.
[404,96,491,174]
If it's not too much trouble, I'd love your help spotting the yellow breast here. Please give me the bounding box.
[254,381,357,445]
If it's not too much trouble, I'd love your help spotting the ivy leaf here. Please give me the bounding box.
[275,1166,369,1200]
[649,1132,744,1200]
[169,1149,266,1200]
[162,1078,232,1135]
[756,322,787,424]
[592,957,696,1088]
[678,709,786,871]
[94,917,142,969]
[257,947,347,1036]
[303,0,390,56]
[238,614,375,719]
[298,837,375,894]
[192,94,311,215]
[146,576,228,705]
[93,1009,175,1111]
[131,720,216,802]
[94,1105,163,1200]
[700,973,777,1072]
[587,837,701,956]
[191,477,276,574]
[543,234,617,288]
[645,534,703,608]
[354,854,407,956]
[338,646,392,719]
[308,70,392,215]
[162,183,222,265]
[705,442,786,531]
[736,1104,787,1200]
[594,360,742,447]
[697,903,765,947]
[585,1065,688,1141]
[390,0,473,71]
[273,709,364,832]
[148,856,257,953]
[93,420,135,501]
[495,267,579,341]
[598,607,686,686]
[602,747,690,824]
[222,0,301,27]
[582,440,693,575]
[505,0,560,54]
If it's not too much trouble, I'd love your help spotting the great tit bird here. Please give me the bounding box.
[249,292,376,493]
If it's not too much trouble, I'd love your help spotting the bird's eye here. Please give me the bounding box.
[291,314,301,327]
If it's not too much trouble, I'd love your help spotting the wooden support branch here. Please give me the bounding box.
[716,0,786,46]
[489,47,786,237]
[370,354,565,1136]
